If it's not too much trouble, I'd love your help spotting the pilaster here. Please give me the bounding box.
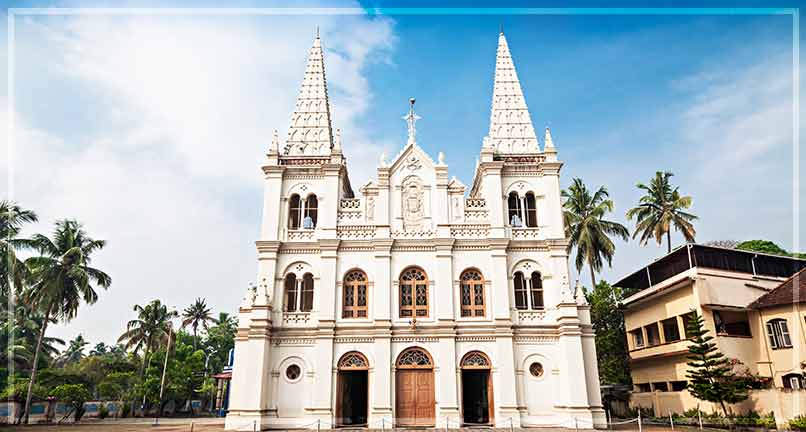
[434,239,455,322]
[260,166,285,241]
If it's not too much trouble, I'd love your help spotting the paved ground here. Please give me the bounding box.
[0,419,720,432]
[0,420,730,432]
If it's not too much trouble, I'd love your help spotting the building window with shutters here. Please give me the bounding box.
[459,269,485,317]
[400,267,428,318]
[343,270,368,318]
[766,318,792,349]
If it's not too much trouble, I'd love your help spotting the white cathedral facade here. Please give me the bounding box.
[225,31,604,430]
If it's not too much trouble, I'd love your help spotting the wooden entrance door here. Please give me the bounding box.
[395,348,435,427]
[396,370,434,426]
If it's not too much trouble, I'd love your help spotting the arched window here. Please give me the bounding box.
[530,272,544,309]
[460,269,485,317]
[400,267,428,318]
[524,192,537,227]
[284,273,298,312]
[288,193,318,230]
[288,194,302,229]
[765,318,792,349]
[343,270,368,318]
[304,195,318,229]
[507,192,522,227]
[300,273,314,312]
[513,272,528,310]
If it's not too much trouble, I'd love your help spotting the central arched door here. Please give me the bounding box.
[395,347,435,427]
[336,352,369,427]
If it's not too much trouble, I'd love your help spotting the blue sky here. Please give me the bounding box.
[2,1,802,345]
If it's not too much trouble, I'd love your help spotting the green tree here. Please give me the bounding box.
[627,171,698,253]
[141,331,204,416]
[585,281,631,385]
[203,312,237,374]
[118,300,178,382]
[0,200,37,296]
[737,240,791,256]
[57,334,89,366]
[685,312,749,416]
[97,372,136,401]
[181,298,215,350]
[562,178,629,288]
[20,220,111,424]
[1,304,64,372]
[50,383,92,422]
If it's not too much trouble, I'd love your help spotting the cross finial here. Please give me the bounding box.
[402,97,421,145]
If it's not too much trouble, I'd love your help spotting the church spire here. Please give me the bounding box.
[486,31,540,154]
[284,31,334,156]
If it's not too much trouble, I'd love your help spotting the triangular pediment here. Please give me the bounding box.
[387,142,437,175]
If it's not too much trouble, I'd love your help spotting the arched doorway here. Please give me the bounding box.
[336,352,369,427]
[460,351,494,425]
[395,347,435,427]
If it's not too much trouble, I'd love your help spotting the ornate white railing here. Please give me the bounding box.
[287,230,315,241]
[450,224,490,239]
[282,312,312,326]
[336,225,376,240]
[510,227,540,239]
[516,309,547,324]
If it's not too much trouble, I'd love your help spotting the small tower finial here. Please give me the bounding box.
[500,23,504,35]
[316,25,320,39]
[544,126,554,149]
[270,129,280,154]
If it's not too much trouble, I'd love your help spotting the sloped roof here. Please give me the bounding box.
[749,268,806,309]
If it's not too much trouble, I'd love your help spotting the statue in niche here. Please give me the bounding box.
[402,176,424,231]
[366,197,375,221]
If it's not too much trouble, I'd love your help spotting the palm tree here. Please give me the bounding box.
[20,219,111,424]
[562,178,630,288]
[182,298,214,350]
[118,299,177,381]
[214,312,237,333]
[56,334,89,366]
[626,171,698,253]
[0,304,64,370]
[1,200,37,296]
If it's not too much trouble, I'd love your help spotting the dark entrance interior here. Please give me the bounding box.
[461,370,491,425]
[337,371,368,427]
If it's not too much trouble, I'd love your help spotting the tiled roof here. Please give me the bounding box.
[749,268,806,309]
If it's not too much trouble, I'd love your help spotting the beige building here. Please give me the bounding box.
[615,244,806,423]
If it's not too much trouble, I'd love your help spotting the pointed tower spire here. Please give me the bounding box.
[284,31,334,156]
[544,126,554,148]
[486,32,540,154]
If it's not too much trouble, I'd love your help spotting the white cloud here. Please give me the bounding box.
[4,11,396,345]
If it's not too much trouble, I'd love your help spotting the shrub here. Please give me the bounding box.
[50,384,91,422]
[98,404,109,419]
[121,403,131,418]
[790,415,806,431]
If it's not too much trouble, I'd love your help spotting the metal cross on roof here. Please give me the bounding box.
[402,97,421,145]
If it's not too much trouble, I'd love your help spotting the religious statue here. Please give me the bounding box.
[402,176,424,231]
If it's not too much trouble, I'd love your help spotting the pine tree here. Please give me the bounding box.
[685,311,749,417]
